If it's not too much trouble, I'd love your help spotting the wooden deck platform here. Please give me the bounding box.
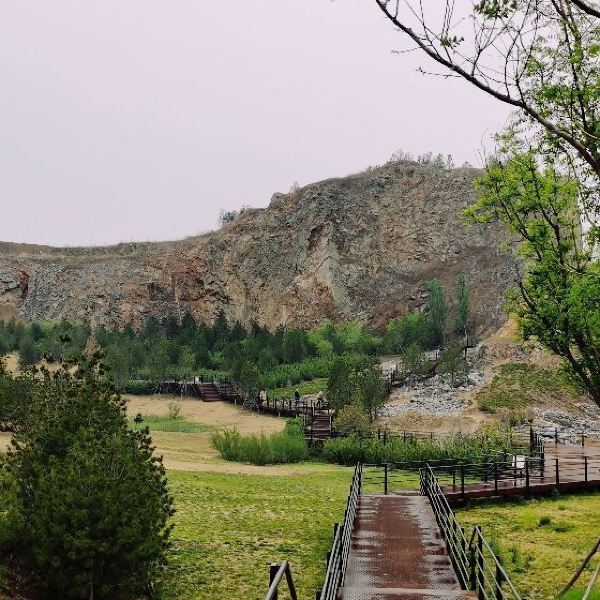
[442,443,600,503]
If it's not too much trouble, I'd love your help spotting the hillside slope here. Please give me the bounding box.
[0,162,517,330]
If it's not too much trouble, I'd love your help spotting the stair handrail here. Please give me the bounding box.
[557,538,600,599]
[421,465,522,600]
[318,463,363,600]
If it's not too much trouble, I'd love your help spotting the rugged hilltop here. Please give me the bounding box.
[0,162,517,332]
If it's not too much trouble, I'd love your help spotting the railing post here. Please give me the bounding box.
[525,458,530,496]
[384,463,389,495]
[461,463,465,499]
[383,430,388,446]
[555,458,560,491]
[470,542,477,591]
[495,563,504,600]
[585,456,588,483]
[461,527,467,588]
[529,425,534,452]
[477,529,485,600]
[582,432,585,448]
[270,563,279,600]
[555,427,559,445]
[494,462,498,493]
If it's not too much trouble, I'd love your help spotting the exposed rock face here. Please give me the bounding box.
[0,162,517,331]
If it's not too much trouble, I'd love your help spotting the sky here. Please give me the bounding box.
[0,1,512,247]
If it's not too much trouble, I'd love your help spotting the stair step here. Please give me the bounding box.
[337,587,477,600]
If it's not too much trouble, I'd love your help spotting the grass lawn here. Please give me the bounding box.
[268,378,328,399]
[156,465,353,600]
[457,492,600,600]
[476,362,580,413]
[130,415,212,433]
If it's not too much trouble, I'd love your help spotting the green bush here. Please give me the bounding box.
[321,433,511,466]
[124,379,157,395]
[4,359,173,599]
[210,429,241,461]
[210,428,308,465]
[334,404,372,438]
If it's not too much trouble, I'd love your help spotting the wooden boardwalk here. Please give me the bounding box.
[338,492,474,600]
[442,443,600,503]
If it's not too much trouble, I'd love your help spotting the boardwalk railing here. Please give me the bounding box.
[318,464,363,600]
[421,465,522,600]
[535,425,589,447]
[265,560,298,600]
[429,452,600,500]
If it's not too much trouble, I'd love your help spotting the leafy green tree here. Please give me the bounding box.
[327,354,386,419]
[355,364,387,421]
[467,150,600,405]
[384,312,432,354]
[104,344,131,391]
[18,334,39,367]
[282,330,309,363]
[334,404,372,437]
[5,359,173,598]
[401,343,424,388]
[178,346,197,381]
[211,309,230,347]
[327,356,354,410]
[238,360,259,399]
[149,339,171,384]
[438,340,469,386]
[426,278,448,347]
[374,1,600,201]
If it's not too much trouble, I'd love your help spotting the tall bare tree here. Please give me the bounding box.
[374,1,600,209]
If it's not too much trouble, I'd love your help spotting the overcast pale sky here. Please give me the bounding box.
[0,1,511,247]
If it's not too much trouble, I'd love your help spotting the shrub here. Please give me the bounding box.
[321,433,512,466]
[5,359,173,599]
[284,417,305,437]
[538,515,552,526]
[167,401,182,420]
[210,428,308,465]
[123,379,157,395]
[334,404,372,438]
[210,429,242,461]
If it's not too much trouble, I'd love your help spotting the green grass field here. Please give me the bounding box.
[130,415,213,433]
[457,492,600,600]
[156,465,353,600]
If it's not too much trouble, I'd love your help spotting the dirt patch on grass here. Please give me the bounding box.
[125,395,285,435]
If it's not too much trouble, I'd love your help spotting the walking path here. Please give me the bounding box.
[443,443,600,502]
[338,492,474,600]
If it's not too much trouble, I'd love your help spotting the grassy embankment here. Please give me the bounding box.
[476,363,582,417]
[457,492,600,600]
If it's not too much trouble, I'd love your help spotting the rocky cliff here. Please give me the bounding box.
[0,162,517,332]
